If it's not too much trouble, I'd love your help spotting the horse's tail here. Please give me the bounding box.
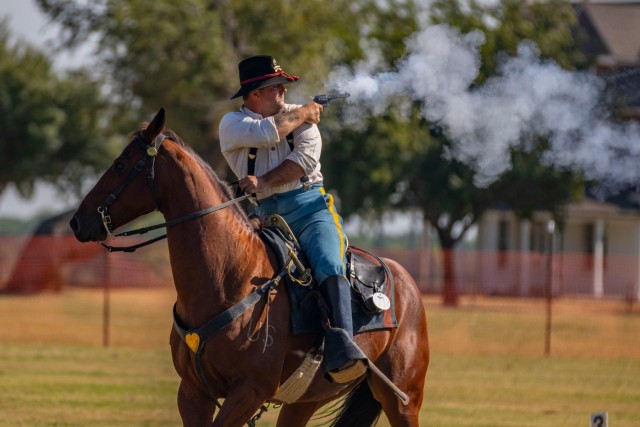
[329,380,382,427]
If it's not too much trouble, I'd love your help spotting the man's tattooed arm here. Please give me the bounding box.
[274,102,322,139]
[274,111,300,126]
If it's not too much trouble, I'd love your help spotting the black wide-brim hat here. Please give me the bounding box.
[230,55,300,99]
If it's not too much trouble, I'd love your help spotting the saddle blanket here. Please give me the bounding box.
[260,228,398,336]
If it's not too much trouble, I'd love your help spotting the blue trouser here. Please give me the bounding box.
[256,183,347,284]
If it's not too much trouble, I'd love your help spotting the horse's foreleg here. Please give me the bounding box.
[177,380,216,427]
[211,385,267,427]
[276,401,325,427]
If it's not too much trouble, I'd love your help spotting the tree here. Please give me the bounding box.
[323,109,429,216]
[324,0,588,305]
[320,0,425,213]
[430,0,588,80]
[0,20,118,198]
[35,0,367,174]
[422,0,587,304]
[408,135,583,304]
[34,0,591,306]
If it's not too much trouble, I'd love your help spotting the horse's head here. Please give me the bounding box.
[70,108,167,242]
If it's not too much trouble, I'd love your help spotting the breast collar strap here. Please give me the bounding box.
[171,265,289,406]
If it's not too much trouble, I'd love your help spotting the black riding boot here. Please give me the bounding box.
[319,275,367,383]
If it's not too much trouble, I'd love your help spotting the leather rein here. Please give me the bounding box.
[96,133,254,252]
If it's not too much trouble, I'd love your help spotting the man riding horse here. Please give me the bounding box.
[219,55,366,383]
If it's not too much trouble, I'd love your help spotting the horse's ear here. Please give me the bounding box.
[142,108,165,143]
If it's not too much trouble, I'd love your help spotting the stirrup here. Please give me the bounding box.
[327,359,368,383]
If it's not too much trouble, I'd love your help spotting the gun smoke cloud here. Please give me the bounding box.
[326,25,640,189]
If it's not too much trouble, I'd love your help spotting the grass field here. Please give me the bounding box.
[0,288,638,426]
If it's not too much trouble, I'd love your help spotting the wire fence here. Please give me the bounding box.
[1,236,638,301]
[374,247,640,300]
[0,236,172,292]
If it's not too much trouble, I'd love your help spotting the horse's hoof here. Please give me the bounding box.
[327,359,367,383]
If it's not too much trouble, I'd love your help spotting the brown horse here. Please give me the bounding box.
[69,109,429,427]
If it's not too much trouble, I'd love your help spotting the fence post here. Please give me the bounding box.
[545,220,555,357]
[102,251,110,348]
[593,219,605,298]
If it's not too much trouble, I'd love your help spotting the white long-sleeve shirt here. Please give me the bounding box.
[219,104,324,199]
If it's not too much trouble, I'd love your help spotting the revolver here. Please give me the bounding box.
[312,92,350,107]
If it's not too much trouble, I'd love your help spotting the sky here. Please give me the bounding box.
[0,0,90,219]
[1,0,50,45]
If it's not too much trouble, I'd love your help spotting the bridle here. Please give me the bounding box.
[97,133,165,239]
[97,133,254,252]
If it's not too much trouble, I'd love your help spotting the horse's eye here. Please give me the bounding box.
[114,161,125,172]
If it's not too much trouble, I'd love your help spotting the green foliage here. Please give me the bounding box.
[430,0,588,84]
[36,0,367,173]
[0,20,119,198]
[408,132,492,249]
[324,106,431,215]
[490,147,584,226]
[328,0,590,304]
[358,0,422,66]
[30,0,589,242]
[0,217,38,235]
[420,0,585,240]
[320,2,426,215]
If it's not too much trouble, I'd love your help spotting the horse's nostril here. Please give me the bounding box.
[69,216,80,234]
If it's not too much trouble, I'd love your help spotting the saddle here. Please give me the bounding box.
[259,215,398,335]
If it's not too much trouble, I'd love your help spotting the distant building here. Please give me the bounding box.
[477,190,640,299]
[475,1,640,300]
[575,1,640,118]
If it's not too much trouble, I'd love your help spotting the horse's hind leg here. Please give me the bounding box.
[276,401,326,427]
[369,263,429,426]
[368,326,429,426]
[368,370,423,427]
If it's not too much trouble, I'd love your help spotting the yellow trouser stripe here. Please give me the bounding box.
[320,187,346,271]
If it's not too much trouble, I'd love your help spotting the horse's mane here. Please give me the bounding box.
[131,125,258,232]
